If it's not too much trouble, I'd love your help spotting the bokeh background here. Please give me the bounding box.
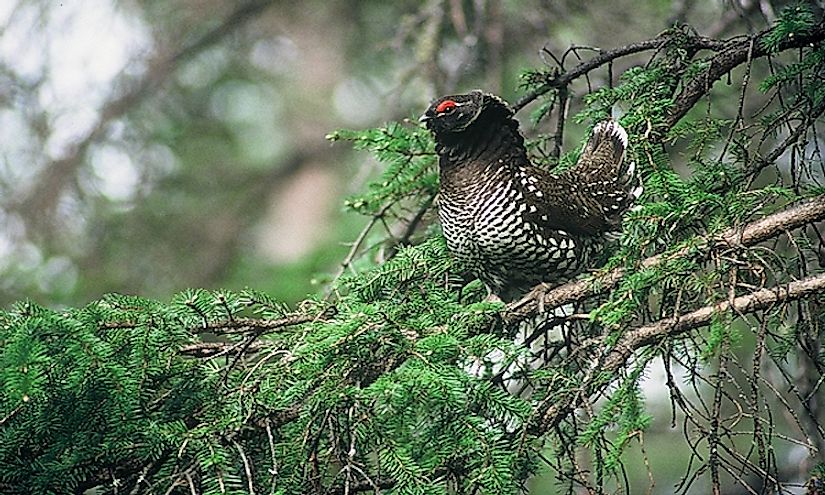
[0,0,785,309]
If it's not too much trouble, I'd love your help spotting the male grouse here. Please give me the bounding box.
[420,90,642,298]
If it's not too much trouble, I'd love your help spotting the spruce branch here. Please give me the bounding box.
[506,194,825,323]
[745,98,825,181]
[514,36,674,112]
[535,271,825,431]
[179,341,264,357]
[667,19,825,127]
[512,19,825,127]
[513,32,728,113]
[332,476,396,495]
[4,7,825,493]
[205,314,317,335]
[331,202,394,286]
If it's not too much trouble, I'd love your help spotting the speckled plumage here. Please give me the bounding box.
[421,91,642,298]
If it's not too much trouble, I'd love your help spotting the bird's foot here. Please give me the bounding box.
[534,282,553,314]
[483,293,504,304]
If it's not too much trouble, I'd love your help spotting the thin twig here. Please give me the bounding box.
[232,439,256,495]
[329,203,394,289]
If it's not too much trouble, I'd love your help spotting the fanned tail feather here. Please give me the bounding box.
[580,120,642,222]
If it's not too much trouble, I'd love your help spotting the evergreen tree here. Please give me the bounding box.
[2,4,825,495]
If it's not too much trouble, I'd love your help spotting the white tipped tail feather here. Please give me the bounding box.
[592,119,628,150]
[579,119,643,222]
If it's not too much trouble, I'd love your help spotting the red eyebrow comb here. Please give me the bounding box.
[436,100,457,113]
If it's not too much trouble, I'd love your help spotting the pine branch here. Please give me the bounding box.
[506,194,825,323]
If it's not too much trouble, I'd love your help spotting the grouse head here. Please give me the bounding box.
[420,90,514,137]
[420,91,523,162]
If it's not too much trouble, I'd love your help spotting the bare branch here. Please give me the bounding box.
[232,439,256,495]
[706,0,761,38]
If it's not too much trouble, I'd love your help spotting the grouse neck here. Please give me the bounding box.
[435,112,528,169]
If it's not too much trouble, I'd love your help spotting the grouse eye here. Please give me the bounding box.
[436,100,458,114]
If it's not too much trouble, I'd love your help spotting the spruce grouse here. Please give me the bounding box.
[420,90,642,298]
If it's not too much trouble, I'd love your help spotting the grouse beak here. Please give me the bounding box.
[418,113,430,124]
